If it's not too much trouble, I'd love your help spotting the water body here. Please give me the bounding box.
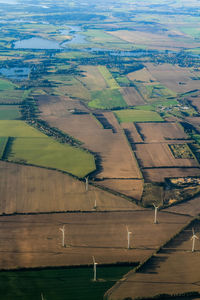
[0,67,30,80]
[14,37,61,49]
[61,26,87,46]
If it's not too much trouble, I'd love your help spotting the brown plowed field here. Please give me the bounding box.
[0,211,190,269]
[143,167,200,182]
[120,87,145,106]
[38,95,141,179]
[137,122,189,142]
[102,111,121,132]
[96,179,143,201]
[135,143,199,168]
[122,122,143,143]
[165,194,200,216]
[0,161,138,214]
[187,97,200,113]
[146,63,200,93]
[108,221,200,300]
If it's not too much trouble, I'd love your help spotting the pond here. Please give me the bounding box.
[0,67,30,80]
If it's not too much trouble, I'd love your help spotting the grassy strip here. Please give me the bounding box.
[98,66,120,89]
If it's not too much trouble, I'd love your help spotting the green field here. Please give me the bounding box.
[0,137,8,159]
[8,137,95,178]
[98,66,120,89]
[0,121,46,137]
[89,89,127,109]
[0,79,17,91]
[0,90,27,104]
[0,105,21,120]
[0,265,133,300]
[145,84,176,99]
[114,109,163,123]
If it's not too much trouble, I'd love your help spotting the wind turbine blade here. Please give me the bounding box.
[192,228,194,235]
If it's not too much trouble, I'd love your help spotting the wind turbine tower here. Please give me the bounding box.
[191,228,198,252]
[153,204,159,224]
[85,176,89,192]
[92,256,98,281]
[59,225,65,247]
[41,293,45,300]
[126,226,132,249]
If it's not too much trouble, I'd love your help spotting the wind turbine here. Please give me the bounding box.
[94,198,97,210]
[92,256,98,281]
[59,225,65,247]
[191,228,198,252]
[85,176,89,192]
[153,203,159,224]
[41,293,45,300]
[126,226,132,249]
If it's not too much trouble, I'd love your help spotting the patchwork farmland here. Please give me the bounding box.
[1,0,200,299]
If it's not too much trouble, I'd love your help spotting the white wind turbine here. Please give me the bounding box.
[153,203,159,224]
[92,256,98,281]
[59,225,65,247]
[41,293,45,300]
[85,176,89,192]
[126,226,132,249]
[94,198,97,210]
[191,228,198,252]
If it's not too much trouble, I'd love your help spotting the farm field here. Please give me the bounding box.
[89,88,127,109]
[135,143,199,168]
[143,167,200,183]
[0,90,26,104]
[38,96,142,179]
[0,105,21,120]
[114,109,163,123]
[0,265,133,300]
[137,122,190,142]
[119,87,146,106]
[107,220,200,300]
[96,179,144,201]
[108,30,199,51]
[0,211,190,270]
[79,65,107,90]
[0,161,137,214]
[145,63,200,94]
[0,120,46,137]
[8,137,95,178]
[122,122,143,143]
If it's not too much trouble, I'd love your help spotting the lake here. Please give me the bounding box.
[14,37,61,49]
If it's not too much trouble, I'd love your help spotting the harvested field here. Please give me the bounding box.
[188,98,200,113]
[38,96,142,179]
[122,123,143,143]
[0,211,190,269]
[108,30,199,51]
[143,167,200,182]
[146,63,200,93]
[96,179,143,201]
[107,220,200,300]
[79,65,107,90]
[135,143,199,168]
[165,194,200,216]
[127,68,156,82]
[0,161,138,214]
[120,87,146,106]
[137,122,189,142]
